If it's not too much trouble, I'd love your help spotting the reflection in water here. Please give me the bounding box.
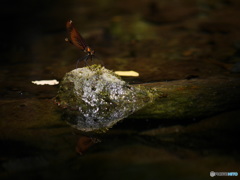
[76,136,101,155]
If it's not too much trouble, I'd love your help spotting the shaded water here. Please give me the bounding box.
[1,0,240,179]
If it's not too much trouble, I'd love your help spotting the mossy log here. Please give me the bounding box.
[133,77,240,121]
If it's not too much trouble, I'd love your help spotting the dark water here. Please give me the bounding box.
[1,0,240,179]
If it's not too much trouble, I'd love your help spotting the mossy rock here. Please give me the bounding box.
[56,65,161,133]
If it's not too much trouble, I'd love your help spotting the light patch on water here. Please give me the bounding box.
[114,71,139,77]
[32,80,59,85]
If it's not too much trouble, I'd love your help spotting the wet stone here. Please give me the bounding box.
[56,65,160,133]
